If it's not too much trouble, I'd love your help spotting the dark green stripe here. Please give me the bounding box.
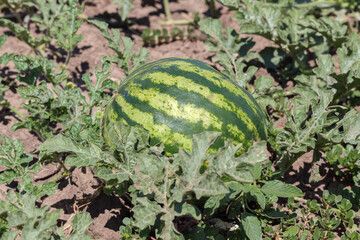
[111,98,137,127]
[241,88,267,139]
[119,89,214,136]
[130,77,256,141]
[155,65,263,130]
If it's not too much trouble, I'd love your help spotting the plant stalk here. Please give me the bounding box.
[264,0,338,8]
[158,19,191,25]
[208,0,217,18]
[53,153,70,175]
[163,0,172,21]
[7,104,26,120]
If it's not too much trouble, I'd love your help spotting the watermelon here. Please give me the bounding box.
[103,58,267,154]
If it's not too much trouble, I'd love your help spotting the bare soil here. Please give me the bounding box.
[0,0,349,239]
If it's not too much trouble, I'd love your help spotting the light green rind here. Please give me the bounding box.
[103,57,267,154]
[141,71,259,138]
[156,59,264,121]
[115,94,193,151]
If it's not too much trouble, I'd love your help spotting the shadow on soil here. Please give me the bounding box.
[86,192,131,231]
[283,159,355,200]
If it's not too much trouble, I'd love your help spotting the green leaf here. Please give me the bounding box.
[175,132,229,200]
[183,131,221,182]
[117,0,134,21]
[342,110,360,145]
[275,83,339,172]
[132,155,167,196]
[6,54,68,85]
[0,135,36,184]
[283,226,299,237]
[199,18,223,43]
[204,194,227,215]
[19,175,57,200]
[213,141,267,183]
[88,19,149,75]
[241,212,262,240]
[158,213,184,240]
[96,122,153,189]
[31,0,68,32]
[38,134,111,167]
[53,0,84,53]
[21,210,61,239]
[133,197,163,230]
[199,18,259,87]
[0,35,7,47]
[68,212,93,240]
[0,18,50,49]
[174,202,201,220]
[250,185,266,209]
[0,230,18,240]
[261,180,303,198]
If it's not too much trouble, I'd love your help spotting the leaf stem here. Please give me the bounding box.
[53,153,70,174]
[276,41,312,75]
[7,104,26,120]
[64,50,72,67]
[263,0,337,8]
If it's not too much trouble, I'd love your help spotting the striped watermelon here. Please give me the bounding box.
[103,58,267,154]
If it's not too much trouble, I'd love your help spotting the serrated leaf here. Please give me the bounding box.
[342,110,360,145]
[175,132,229,199]
[21,210,61,239]
[199,18,223,42]
[20,175,58,200]
[199,18,258,87]
[0,18,50,49]
[192,174,229,200]
[0,35,7,47]
[68,212,93,240]
[216,0,239,8]
[132,155,167,196]
[213,141,266,183]
[158,213,184,240]
[89,19,149,75]
[174,202,201,220]
[203,194,226,216]
[118,0,134,21]
[241,212,262,240]
[185,131,221,179]
[276,84,340,172]
[250,185,266,209]
[133,197,163,229]
[95,166,130,184]
[0,230,18,240]
[52,0,84,52]
[38,134,110,167]
[0,170,22,184]
[261,180,303,197]
[0,135,36,183]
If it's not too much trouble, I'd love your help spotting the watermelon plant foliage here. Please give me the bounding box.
[0,0,360,239]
